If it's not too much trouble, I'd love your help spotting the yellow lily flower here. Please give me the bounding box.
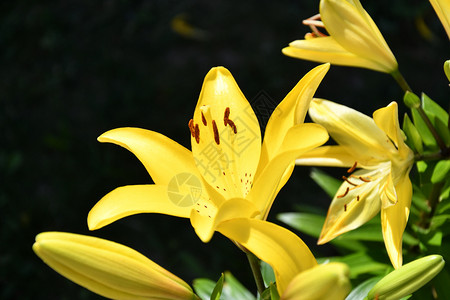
[282,0,398,73]
[296,99,414,269]
[429,0,450,39]
[33,232,198,300]
[88,65,330,243]
[217,218,350,298]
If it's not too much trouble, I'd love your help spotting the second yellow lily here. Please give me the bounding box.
[296,99,414,269]
[88,64,330,243]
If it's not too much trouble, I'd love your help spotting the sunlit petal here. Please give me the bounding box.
[429,0,450,39]
[381,175,412,269]
[191,67,261,200]
[88,185,193,230]
[296,145,355,167]
[98,128,199,185]
[217,218,317,295]
[373,102,407,155]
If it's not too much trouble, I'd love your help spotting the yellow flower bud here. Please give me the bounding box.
[33,232,198,300]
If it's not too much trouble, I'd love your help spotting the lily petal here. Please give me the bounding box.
[381,175,412,269]
[429,0,450,39]
[309,99,396,165]
[320,0,397,73]
[88,185,193,230]
[296,145,356,168]
[33,232,196,300]
[191,67,261,200]
[283,37,386,72]
[217,218,317,295]
[260,64,329,170]
[98,128,199,186]
[190,198,260,243]
[373,102,407,156]
[249,123,329,219]
[318,168,383,244]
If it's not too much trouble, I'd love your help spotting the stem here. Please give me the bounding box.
[391,69,412,93]
[246,252,266,296]
[417,106,448,152]
[414,151,444,161]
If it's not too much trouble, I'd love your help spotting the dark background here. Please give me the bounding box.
[1,0,448,299]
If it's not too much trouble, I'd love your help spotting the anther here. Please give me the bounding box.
[201,112,207,126]
[226,119,237,133]
[356,195,360,201]
[347,162,357,173]
[212,120,220,145]
[344,204,347,211]
[342,176,358,186]
[337,187,350,198]
[359,176,371,182]
[224,107,230,126]
[188,119,195,137]
[194,124,200,144]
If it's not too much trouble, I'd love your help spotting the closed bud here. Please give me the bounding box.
[33,232,198,300]
[444,60,450,83]
[367,255,445,300]
[281,262,351,300]
[403,91,421,109]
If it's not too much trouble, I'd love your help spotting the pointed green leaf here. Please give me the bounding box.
[222,272,255,300]
[211,273,224,300]
[193,278,217,300]
[345,276,382,300]
[269,283,280,300]
[422,93,449,125]
[310,167,341,198]
[431,160,450,184]
[435,117,450,146]
[402,113,423,154]
[411,108,437,148]
[261,261,276,287]
[277,212,324,238]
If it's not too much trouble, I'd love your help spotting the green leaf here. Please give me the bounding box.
[260,261,276,287]
[435,117,450,146]
[402,113,423,154]
[211,273,225,300]
[310,167,341,198]
[277,212,324,238]
[422,93,449,126]
[269,283,280,300]
[345,276,382,300]
[433,267,450,300]
[222,272,255,300]
[431,160,450,184]
[335,222,383,242]
[411,108,437,148]
[193,278,216,300]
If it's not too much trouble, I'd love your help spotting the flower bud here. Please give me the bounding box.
[403,91,421,109]
[33,232,197,300]
[367,255,445,300]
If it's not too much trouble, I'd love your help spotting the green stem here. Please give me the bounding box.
[246,252,266,296]
[391,69,412,93]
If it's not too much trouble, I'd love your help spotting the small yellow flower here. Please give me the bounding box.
[296,99,414,269]
[283,0,398,73]
[33,232,198,300]
[429,0,450,39]
[88,65,330,243]
[217,218,350,298]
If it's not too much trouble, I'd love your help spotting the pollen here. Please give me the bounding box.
[188,119,195,137]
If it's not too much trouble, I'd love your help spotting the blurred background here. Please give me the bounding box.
[1,0,448,298]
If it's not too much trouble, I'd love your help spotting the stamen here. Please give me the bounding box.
[201,111,207,126]
[302,14,327,37]
[359,176,371,182]
[194,124,200,144]
[188,119,195,137]
[356,195,360,201]
[212,120,220,145]
[347,162,357,173]
[342,176,358,186]
[226,119,237,133]
[337,187,349,198]
[344,204,347,212]
[224,107,230,126]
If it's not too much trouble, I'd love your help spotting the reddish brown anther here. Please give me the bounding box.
[359,176,371,182]
[194,124,200,144]
[224,107,230,126]
[188,119,195,137]
[212,120,220,145]
[344,204,347,211]
[347,162,357,173]
[201,111,207,126]
[226,119,237,133]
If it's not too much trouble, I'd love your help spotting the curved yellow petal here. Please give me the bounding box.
[429,0,450,39]
[88,185,193,230]
[309,99,394,165]
[249,123,329,219]
[381,175,412,269]
[33,232,196,300]
[296,145,355,168]
[320,0,397,73]
[283,37,387,72]
[190,198,260,243]
[98,128,199,186]
[281,262,351,300]
[217,219,317,295]
[260,64,329,170]
[191,67,261,200]
[318,168,384,244]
